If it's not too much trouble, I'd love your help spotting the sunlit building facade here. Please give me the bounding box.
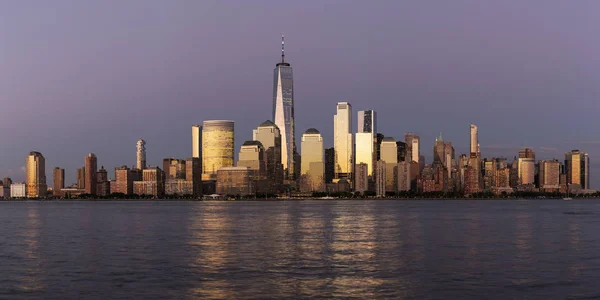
[380,137,398,192]
[539,159,561,192]
[300,128,324,192]
[334,102,353,184]
[355,110,377,177]
[397,161,411,192]
[470,124,479,156]
[253,120,283,191]
[405,133,420,163]
[26,151,47,198]
[192,125,202,158]
[565,150,590,190]
[237,141,266,180]
[202,120,234,181]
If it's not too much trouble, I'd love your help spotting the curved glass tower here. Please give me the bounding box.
[273,35,296,180]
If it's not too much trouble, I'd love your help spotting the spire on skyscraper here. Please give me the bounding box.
[281,33,285,63]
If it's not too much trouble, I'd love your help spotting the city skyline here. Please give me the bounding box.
[1,1,600,187]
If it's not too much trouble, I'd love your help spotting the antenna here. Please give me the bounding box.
[281,33,285,63]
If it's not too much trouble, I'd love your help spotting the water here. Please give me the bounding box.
[1,200,600,299]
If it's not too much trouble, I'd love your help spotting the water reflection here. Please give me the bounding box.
[19,204,45,293]
[186,203,236,300]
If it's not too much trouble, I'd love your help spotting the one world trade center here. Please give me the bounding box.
[273,35,297,180]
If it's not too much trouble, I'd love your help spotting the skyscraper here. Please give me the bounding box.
[355,110,377,177]
[192,125,202,158]
[539,159,561,192]
[470,124,479,156]
[85,153,97,195]
[380,137,398,192]
[273,35,296,180]
[237,141,267,181]
[334,102,353,184]
[53,167,64,196]
[253,120,283,190]
[77,167,85,189]
[136,139,146,170]
[300,128,324,192]
[325,147,335,184]
[517,148,535,185]
[26,151,47,198]
[405,133,420,163]
[355,163,369,194]
[202,120,234,181]
[565,150,590,190]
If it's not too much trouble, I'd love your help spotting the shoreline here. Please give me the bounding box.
[1,197,598,202]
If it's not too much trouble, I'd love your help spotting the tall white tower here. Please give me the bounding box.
[137,139,146,170]
[470,124,479,156]
[334,102,354,183]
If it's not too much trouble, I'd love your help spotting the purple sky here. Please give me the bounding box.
[1,1,600,188]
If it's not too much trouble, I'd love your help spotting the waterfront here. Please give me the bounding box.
[1,200,600,299]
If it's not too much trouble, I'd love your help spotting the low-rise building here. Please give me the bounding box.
[10,183,27,198]
[216,167,253,196]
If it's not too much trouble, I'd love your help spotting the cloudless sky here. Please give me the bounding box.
[1,1,599,187]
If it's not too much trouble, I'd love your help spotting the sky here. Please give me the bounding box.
[1,1,600,188]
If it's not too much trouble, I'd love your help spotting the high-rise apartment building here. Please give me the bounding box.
[186,157,202,197]
[517,148,535,185]
[26,151,47,198]
[84,153,97,195]
[53,167,64,196]
[53,167,64,190]
[202,120,234,181]
[355,163,369,194]
[397,161,411,192]
[77,167,85,189]
[136,139,146,170]
[300,128,324,192]
[97,166,110,196]
[355,110,377,177]
[273,35,296,180]
[163,158,186,180]
[192,125,202,158]
[253,120,283,191]
[334,102,353,184]
[539,159,561,192]
[375,161,386,196]
[114,166,141,195]
[565,150,590,190]
[405,133,420,163]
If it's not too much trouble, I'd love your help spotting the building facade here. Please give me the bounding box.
[273,35,296,180]
[300,128,324,192]
[355,163,369,194]
[216,167,253,196]
[565,150,590,190]
[53,167,64,197]
[202,120,235,181]
[334,102,354,184]
[26,151,47,198]
[136,139,146,170]
[85,153,97,195]
[355,110,377,177]
[253,120,283,191]
[192,125,202,158]
[405,133,420,163]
